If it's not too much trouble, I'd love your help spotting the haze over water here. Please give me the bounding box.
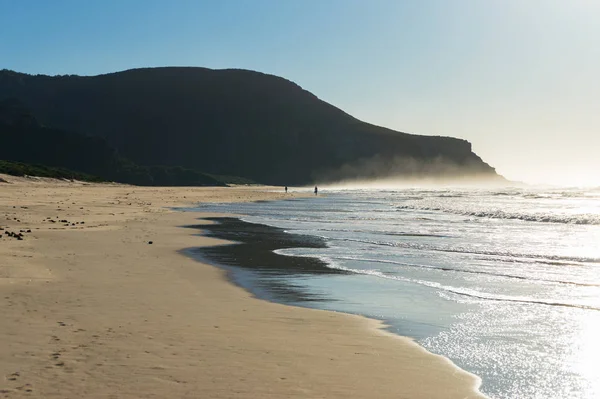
[194,185,600,399]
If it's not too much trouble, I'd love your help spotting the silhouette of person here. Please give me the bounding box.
[285,186,288,193]
[314,186,318,196]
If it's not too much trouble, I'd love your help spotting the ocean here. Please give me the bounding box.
[187,186,600,399]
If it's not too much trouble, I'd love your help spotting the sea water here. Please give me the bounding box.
[189,186,600,399]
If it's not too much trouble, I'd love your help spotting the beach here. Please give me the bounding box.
[0,175,484,398]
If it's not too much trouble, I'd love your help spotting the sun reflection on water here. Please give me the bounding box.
[567,310,600,398]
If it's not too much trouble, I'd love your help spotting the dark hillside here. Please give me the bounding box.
[0,67,500,185]
[0,98,225,186]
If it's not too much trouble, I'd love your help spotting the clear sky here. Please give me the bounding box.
[2,0,599,186]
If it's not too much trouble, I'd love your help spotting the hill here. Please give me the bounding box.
[0,98,226,186]
[0,67,500,185]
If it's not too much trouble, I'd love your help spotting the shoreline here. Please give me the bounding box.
[0,177,486,398]
[184,217,346,303]
[186,215,488,394]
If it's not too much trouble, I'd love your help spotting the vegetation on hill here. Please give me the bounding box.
[206,174,258,185]
[0,160,102,182]
[0,67,500,185]
[0,98,226,186]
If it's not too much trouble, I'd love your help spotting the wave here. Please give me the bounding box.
[322,235,600,265]
[324,255,600,287]
[309,227,449,238]
[396,205,600,225]
[435,193,466,198]
[325,264,600,311]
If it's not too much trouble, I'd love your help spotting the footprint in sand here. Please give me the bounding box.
[15,384,33,393]
[6,371,20,381]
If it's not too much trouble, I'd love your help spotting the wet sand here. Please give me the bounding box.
[0,174,486,398]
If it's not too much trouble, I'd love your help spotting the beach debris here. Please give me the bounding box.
[3,231,23,240]
[148,241,153,244]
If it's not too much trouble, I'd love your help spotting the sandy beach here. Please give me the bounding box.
[0,175,485,398]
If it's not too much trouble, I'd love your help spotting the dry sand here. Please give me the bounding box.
[0,174,486,398]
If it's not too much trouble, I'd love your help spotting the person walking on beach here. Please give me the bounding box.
[314,186,318,196]
[285,186,288,193]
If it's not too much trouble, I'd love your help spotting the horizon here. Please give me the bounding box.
[2,0,599,186]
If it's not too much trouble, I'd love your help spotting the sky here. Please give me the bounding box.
[1,0,599,186]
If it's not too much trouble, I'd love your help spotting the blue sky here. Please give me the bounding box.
[2,0,599,185]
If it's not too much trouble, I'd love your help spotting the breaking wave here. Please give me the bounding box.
[396,205,600,225]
